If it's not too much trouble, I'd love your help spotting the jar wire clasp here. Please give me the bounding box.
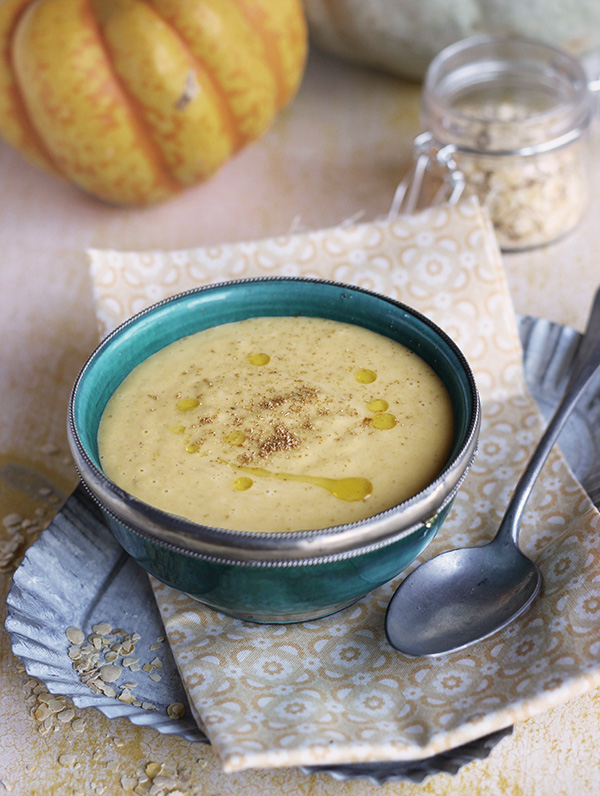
[587,75,600,116]
[388,132,466,220]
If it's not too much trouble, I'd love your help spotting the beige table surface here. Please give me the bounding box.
[2,46,600,796]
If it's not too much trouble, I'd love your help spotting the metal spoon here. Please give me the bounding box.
[386,288,600,657]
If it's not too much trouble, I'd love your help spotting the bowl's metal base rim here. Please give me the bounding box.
[184,592,360,624]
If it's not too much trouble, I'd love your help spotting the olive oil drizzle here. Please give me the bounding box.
[225,461,372,502]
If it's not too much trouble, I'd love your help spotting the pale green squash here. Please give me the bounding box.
[304,0,600,80]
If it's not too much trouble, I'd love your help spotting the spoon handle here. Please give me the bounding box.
[497,287,600,546]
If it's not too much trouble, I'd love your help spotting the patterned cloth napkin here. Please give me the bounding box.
[88,199,600,773]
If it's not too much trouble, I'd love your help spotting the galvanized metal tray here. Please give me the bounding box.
[6,315,600,784]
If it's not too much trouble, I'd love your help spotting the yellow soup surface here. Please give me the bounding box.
[97,316,454,532]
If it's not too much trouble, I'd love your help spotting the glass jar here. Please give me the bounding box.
[403,36,595,250]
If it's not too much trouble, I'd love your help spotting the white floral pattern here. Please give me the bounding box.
[88,199,600,773]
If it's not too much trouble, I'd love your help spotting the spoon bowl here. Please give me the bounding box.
[386,542,541,657]
[386,287,600,657]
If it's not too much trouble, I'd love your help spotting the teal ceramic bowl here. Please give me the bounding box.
[67,277,480,623]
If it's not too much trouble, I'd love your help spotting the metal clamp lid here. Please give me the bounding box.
[388,132,465,218]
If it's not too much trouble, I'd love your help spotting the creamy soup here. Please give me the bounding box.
[98,316,454,532]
